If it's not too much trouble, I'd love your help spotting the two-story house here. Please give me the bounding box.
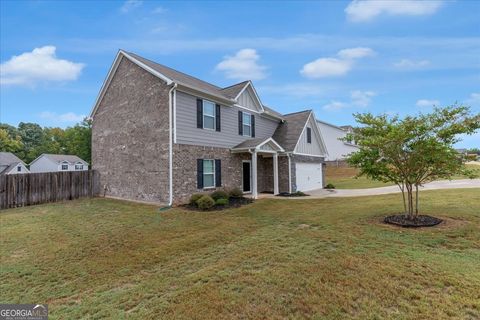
[91,50,327,205]
[29,154,89,173]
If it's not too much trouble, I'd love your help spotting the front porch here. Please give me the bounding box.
[231,137,285,199]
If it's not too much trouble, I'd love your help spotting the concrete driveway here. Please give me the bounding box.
[265,179,480,199]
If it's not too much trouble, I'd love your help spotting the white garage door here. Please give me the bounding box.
[296,162,323,192]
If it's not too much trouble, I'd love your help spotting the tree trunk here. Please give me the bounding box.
[406,183,414,220]
[415,184,419,218]
[400,183,407,213]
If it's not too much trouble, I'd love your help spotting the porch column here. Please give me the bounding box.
[252,150,258,198]
[273,153,279,195]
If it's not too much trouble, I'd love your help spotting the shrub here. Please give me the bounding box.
[196,195,215,210]
[293,191,307,196]
[325,183,335,189]
[211,190,229,201]
[189,193,204,206]
[229,187,243,198]
[215,198,229,206]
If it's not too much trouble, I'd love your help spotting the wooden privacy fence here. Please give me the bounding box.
[0,170,100,209]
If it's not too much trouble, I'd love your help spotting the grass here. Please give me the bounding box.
[1,189,480,319]
[326,164,480,189]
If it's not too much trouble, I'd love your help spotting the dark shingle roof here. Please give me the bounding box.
[273,110,312,152]
[221,81,249,99]
[263,105,285,120]
[126,51,232,101]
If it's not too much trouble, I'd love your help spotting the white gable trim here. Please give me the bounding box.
[257,137,285,152]
[234,81,265,112]
[293,112,328,156]
[90,50,174,118]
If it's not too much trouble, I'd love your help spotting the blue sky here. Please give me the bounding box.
[1,0,479,147]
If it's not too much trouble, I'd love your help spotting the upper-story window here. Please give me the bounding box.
[75,163,84,170]
[203,100,216,130]
[242,112,252,137]
[238,111,255,137]
[17,166,21,172]
[307,127,312,144]
[61,161,69,170]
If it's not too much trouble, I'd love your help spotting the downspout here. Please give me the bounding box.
[167,83,178,207]
[287,153,292,194]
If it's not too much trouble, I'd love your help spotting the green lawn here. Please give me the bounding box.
[1,190,480,319]
[326,164,480,189]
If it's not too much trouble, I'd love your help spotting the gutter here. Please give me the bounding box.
[168,82,178,207]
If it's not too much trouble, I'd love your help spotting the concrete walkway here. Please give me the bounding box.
[260,179,480,199]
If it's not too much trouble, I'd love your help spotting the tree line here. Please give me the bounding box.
[0,118,91,164]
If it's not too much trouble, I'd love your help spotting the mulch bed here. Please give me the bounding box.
[183,197,253,211]
[384,214,443,228]
[276,192,310,197]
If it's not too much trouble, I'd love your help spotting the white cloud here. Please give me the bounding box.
[39,111,86,123]
[394,58,430,69]
[351,90,376,107]
[215,49,267,80]
[337,47,376,59]
[301,47,375,79]
[121,0,142,13]
[416,99,440,107]
[301,58,352,78]
[345,0,444,22]
[323,90,376,111]
[0,46,84,86]
[323,101,348,111]
[465,93,480,106]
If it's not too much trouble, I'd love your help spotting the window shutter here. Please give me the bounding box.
[197,159,203,189]
[215,159,221,187]
[215,104,221,132]
[307,127,312,143]
[197,99,203,128]
[251,114,255,137]
[238,111,243,135]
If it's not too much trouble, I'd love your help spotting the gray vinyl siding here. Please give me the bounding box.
[176,90,280,148]
[237,87,261,112]
[295,116,324,156]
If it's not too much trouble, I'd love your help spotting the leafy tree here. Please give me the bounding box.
[0,129,23,153]
[63,118,92,164]
[17,122,45,162]
[347,105,479,220]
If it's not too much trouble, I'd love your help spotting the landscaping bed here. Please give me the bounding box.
[185,188,253,211]
[276,191,309,197]
[384,214,443,228]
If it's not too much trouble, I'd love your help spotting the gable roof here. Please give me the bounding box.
[30,154,88,166]
[221,81,250,99]
[232,137,284,152]
[91,50,284,120]
[0,152,25,166]
[272,110,312,152]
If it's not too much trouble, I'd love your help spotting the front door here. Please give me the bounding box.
[242,161,251,192]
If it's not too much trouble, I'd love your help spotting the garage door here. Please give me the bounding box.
[295,162,323,192]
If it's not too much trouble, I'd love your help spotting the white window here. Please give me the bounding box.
[203,100,215,130]
[75,164,83,170]
[242,112,251,137]
[61,164,68,170]
[203,159,215,188]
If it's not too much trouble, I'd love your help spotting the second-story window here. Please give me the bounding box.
[307,127,312,143]
[75,164,83,170]
[203,100,215,130]
[61,164,68,170]
[17,166,21,172]
[242,112,251,137]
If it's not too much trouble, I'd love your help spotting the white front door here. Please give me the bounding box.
[295,162,323,191]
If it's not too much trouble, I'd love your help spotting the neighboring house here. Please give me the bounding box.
[29,154,89,173]
[91,50,328,205]
[0,152,30,175]
[317,120,359,161]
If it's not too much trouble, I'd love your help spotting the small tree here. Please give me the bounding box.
[347,105,479,220]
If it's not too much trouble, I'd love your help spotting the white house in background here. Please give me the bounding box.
[316,120,359,161]
[0,152,30,175]
[29,154,89,173]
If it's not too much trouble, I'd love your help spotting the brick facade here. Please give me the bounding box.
[92,57,171,204]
